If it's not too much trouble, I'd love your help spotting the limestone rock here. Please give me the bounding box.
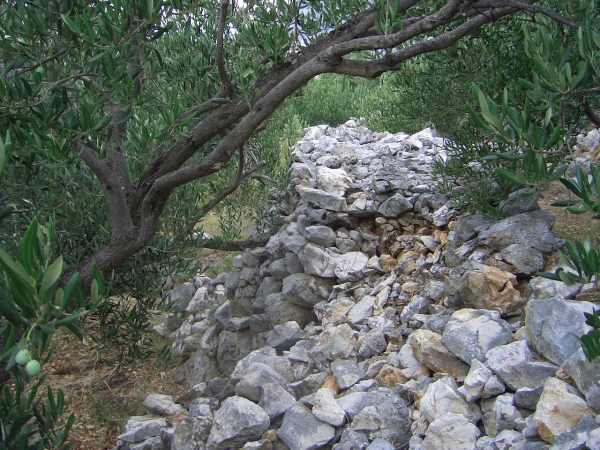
[143,394,185,417]
[311,388,346,427]
[378,193,412,217]
[526,297,595,366]
[455,264,523,315]
[442,308,513,364]
[282,273,333,308]
[207,396,270,449]
[335,252,369,282]
[486,340,557,391]
[420,377,481,424]
[278,403,336,450]
[410,329,469,380]
[422,413,481,450]
[532,377,593,444]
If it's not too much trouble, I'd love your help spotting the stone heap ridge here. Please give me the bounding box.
[115,120,600,450]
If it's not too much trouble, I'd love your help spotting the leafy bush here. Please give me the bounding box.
[0,218,104,449]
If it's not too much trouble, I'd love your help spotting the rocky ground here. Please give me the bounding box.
[113,121,600,450]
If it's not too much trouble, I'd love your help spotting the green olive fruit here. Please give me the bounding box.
[25,360,41,376]
[15,349,31,365]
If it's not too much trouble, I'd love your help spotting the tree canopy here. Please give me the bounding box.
[0,0,580,283]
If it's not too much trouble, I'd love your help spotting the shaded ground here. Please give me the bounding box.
[539,181,600,241]
[45,319,184,450]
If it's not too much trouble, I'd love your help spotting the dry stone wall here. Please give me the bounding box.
[115,121,600,450]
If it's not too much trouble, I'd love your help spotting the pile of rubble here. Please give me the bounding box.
[115,121,600,450]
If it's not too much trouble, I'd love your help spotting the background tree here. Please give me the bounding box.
[0,0,576,285]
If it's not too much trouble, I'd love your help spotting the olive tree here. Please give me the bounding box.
[0,0,576,283]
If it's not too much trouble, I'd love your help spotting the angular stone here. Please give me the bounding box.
[298,244,339,278]
[478,210,561,253]
[442,309,513,364]
[297,186,347,212]
[231,347,294,382]
[399,295,431,322]
[207,396,270,449]
[423,413,481,450]
[420,377,481,424]
[458,359,493,402]
[526,298,595,366]
[335,252,369,282]
[316,166,352,196]
[358,329,387,359]
[486,340,557,391]
[455,264,523,315]
[532,377,593,444]
[118,416,167,443]
[331,359,364,390]
[235,362,288,402]
[312,388,346,427]
[409,329,469,380]
[475,430,526,450]
[500,244,545,275]
[259,383,296,420]
[378,193,412,218]
[266,321,303,351]
[143,394,185,417]
[499,188,539,216]
[481,393,525,437]
[513,386,543,412]
[310,324,356,363]
[304,225,337,247]
[172,415,212,450]
[346,296,375,325]
[282,273,333,308]
[278,403,336,450]
[349,393,411,447]
[527,276,581,300]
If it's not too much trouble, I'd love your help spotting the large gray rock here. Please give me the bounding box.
[377,193,412,217]
[527,276,581,300]
[316,166,351,195]
[143,394,185,417]
[458,359,494,402]
[234,362,288,402]
[480,393,525,437]
[420,377,481,424]
[499,188,539,216]
[532,377,593,444]
[282,273,333,308]
[486,340,557,391]
[259,382,296,420]
[206,396,270,449]
[563,348,600,408]
[348,391,411,447]
[297,186,347,211]
[278,403,336,450]
[335,252,369,282]
[478,210,561,253]
[231,347,294,382]
[442,308,513,364]
[298,243,339,278]
[304,225,337,247]
[500,244,545,275]
[311,388,346,427]
[423,414,481,450]
[172,414,212,450]
[331,359,364,389]
[118,416,167,443]
[310,324,356,363]
[526,298,595,366]
[266,321,303,351]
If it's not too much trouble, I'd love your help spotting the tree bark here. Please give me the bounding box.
[73,1,576,286]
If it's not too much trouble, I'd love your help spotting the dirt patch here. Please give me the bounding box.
[45,319,184,450]
[539,181,600,242]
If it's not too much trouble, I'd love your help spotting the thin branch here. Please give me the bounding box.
[13,49,68,76]
[216,0,234,97]
[185,148,265,236]
[504,1,578,28]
